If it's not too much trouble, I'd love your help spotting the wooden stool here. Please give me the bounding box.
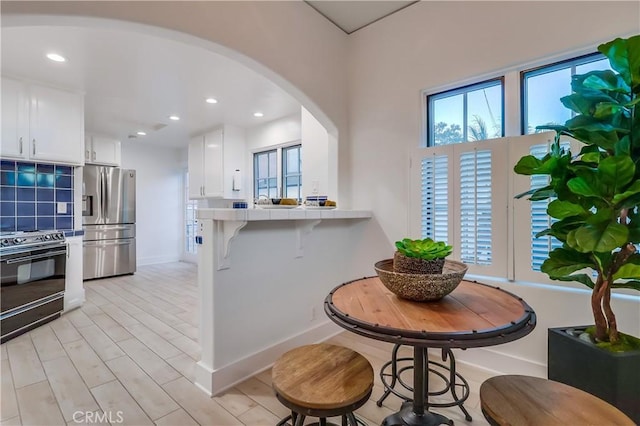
[480,375,635,426]
[272,343,374,426]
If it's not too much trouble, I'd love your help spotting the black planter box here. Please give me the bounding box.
[548,326,640,423]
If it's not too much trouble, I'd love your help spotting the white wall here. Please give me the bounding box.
[348,1,640,241]
[347,1,640,373]
[301,106,331,199]
[245,113,301,152]
[121,143,183,266]
[245,109,334,201]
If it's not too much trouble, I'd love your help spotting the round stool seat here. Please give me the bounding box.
[480,375,634,426]
[272,343,373,413]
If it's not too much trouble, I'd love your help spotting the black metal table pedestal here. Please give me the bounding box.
[377,344,471,421]
[382,347,453,426]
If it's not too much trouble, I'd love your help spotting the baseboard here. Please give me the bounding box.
[193,321,545,396]
[137,255,181,266]
[195,320,342,396]
[440,346,547,378]
[64,289,86,312]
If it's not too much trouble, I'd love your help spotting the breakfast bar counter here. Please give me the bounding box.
[194,207,387,397]
[196,207,372,221]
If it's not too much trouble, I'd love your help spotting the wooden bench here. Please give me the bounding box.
[480,375,635,426]
[272,343,374,426]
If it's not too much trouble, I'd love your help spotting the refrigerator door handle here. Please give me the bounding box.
[104,168,109,218]
[101,167,109,220]
[84,240,132,247]
[100,168,107,219]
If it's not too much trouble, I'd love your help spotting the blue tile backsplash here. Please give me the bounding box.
[0,160,74,232]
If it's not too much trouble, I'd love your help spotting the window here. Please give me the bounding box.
[254,149,278,199]
[510,132,583,284]
[414,48,616,287]
[253,144,302,200]
[426,78,504,146]
[417,139,508,277]
[459,150,493,266]
[421,154,449,243]
[526,142,573,271]
[283,145,302,200]
[522,53,611,134]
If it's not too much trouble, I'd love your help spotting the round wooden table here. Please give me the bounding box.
[324,277,536,426]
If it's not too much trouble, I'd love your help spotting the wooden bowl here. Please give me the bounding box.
[374,258,468,302]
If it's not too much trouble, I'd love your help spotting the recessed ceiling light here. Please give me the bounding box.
[253,112,264,118]
[169,115,180,121]
[206,98,218,104]
[136,131,147,136]
[46,53,66,62]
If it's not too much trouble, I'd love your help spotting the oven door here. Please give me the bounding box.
[1,243,67,332]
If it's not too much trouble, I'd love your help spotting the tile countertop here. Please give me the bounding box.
[196,208,372,221]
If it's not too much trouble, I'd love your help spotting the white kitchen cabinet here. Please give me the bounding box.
[188,135,206,198]
[1,77,29,158]
[85,134,121,166]
[64,236,85,311]
[188,125,245,199]
[1,77,84,165]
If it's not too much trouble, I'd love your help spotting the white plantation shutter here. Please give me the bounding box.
[528,143,565,271]
[459,150,493,265]
[511,132,582,285]
[412,133,589,286]
[412,139,508,278]
[421,155,449,243]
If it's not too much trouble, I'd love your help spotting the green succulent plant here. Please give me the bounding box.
[514,35,640,344]
[395,238,453,261]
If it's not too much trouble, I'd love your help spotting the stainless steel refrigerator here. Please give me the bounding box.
[82,166,136,280]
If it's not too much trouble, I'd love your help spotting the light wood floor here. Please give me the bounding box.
[1,262,491,426]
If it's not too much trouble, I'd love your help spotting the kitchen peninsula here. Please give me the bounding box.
[194,207,386,396]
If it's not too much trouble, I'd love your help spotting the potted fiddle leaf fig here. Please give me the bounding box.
[514,34,640,422]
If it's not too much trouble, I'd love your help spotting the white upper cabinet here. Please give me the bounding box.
[85,134,121,166]
[1,78,29,158]
[188,125,245,199]
[188,135,206,199]
[203,129,224,197]
[1,77,84,165]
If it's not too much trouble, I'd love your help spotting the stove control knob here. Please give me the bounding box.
[1,239,9,246]
[13,238,24,244]
[44,235,51,240]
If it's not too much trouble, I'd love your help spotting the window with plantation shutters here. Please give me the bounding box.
[411,138,508,278]
[459,150,492,265]
[528,143,565,271]
[511,132,582,285]
[421,155,449,243]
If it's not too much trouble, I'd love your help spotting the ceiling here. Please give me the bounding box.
[1,26,301,149]
[306,1,418,34]
[1,2,417,149]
